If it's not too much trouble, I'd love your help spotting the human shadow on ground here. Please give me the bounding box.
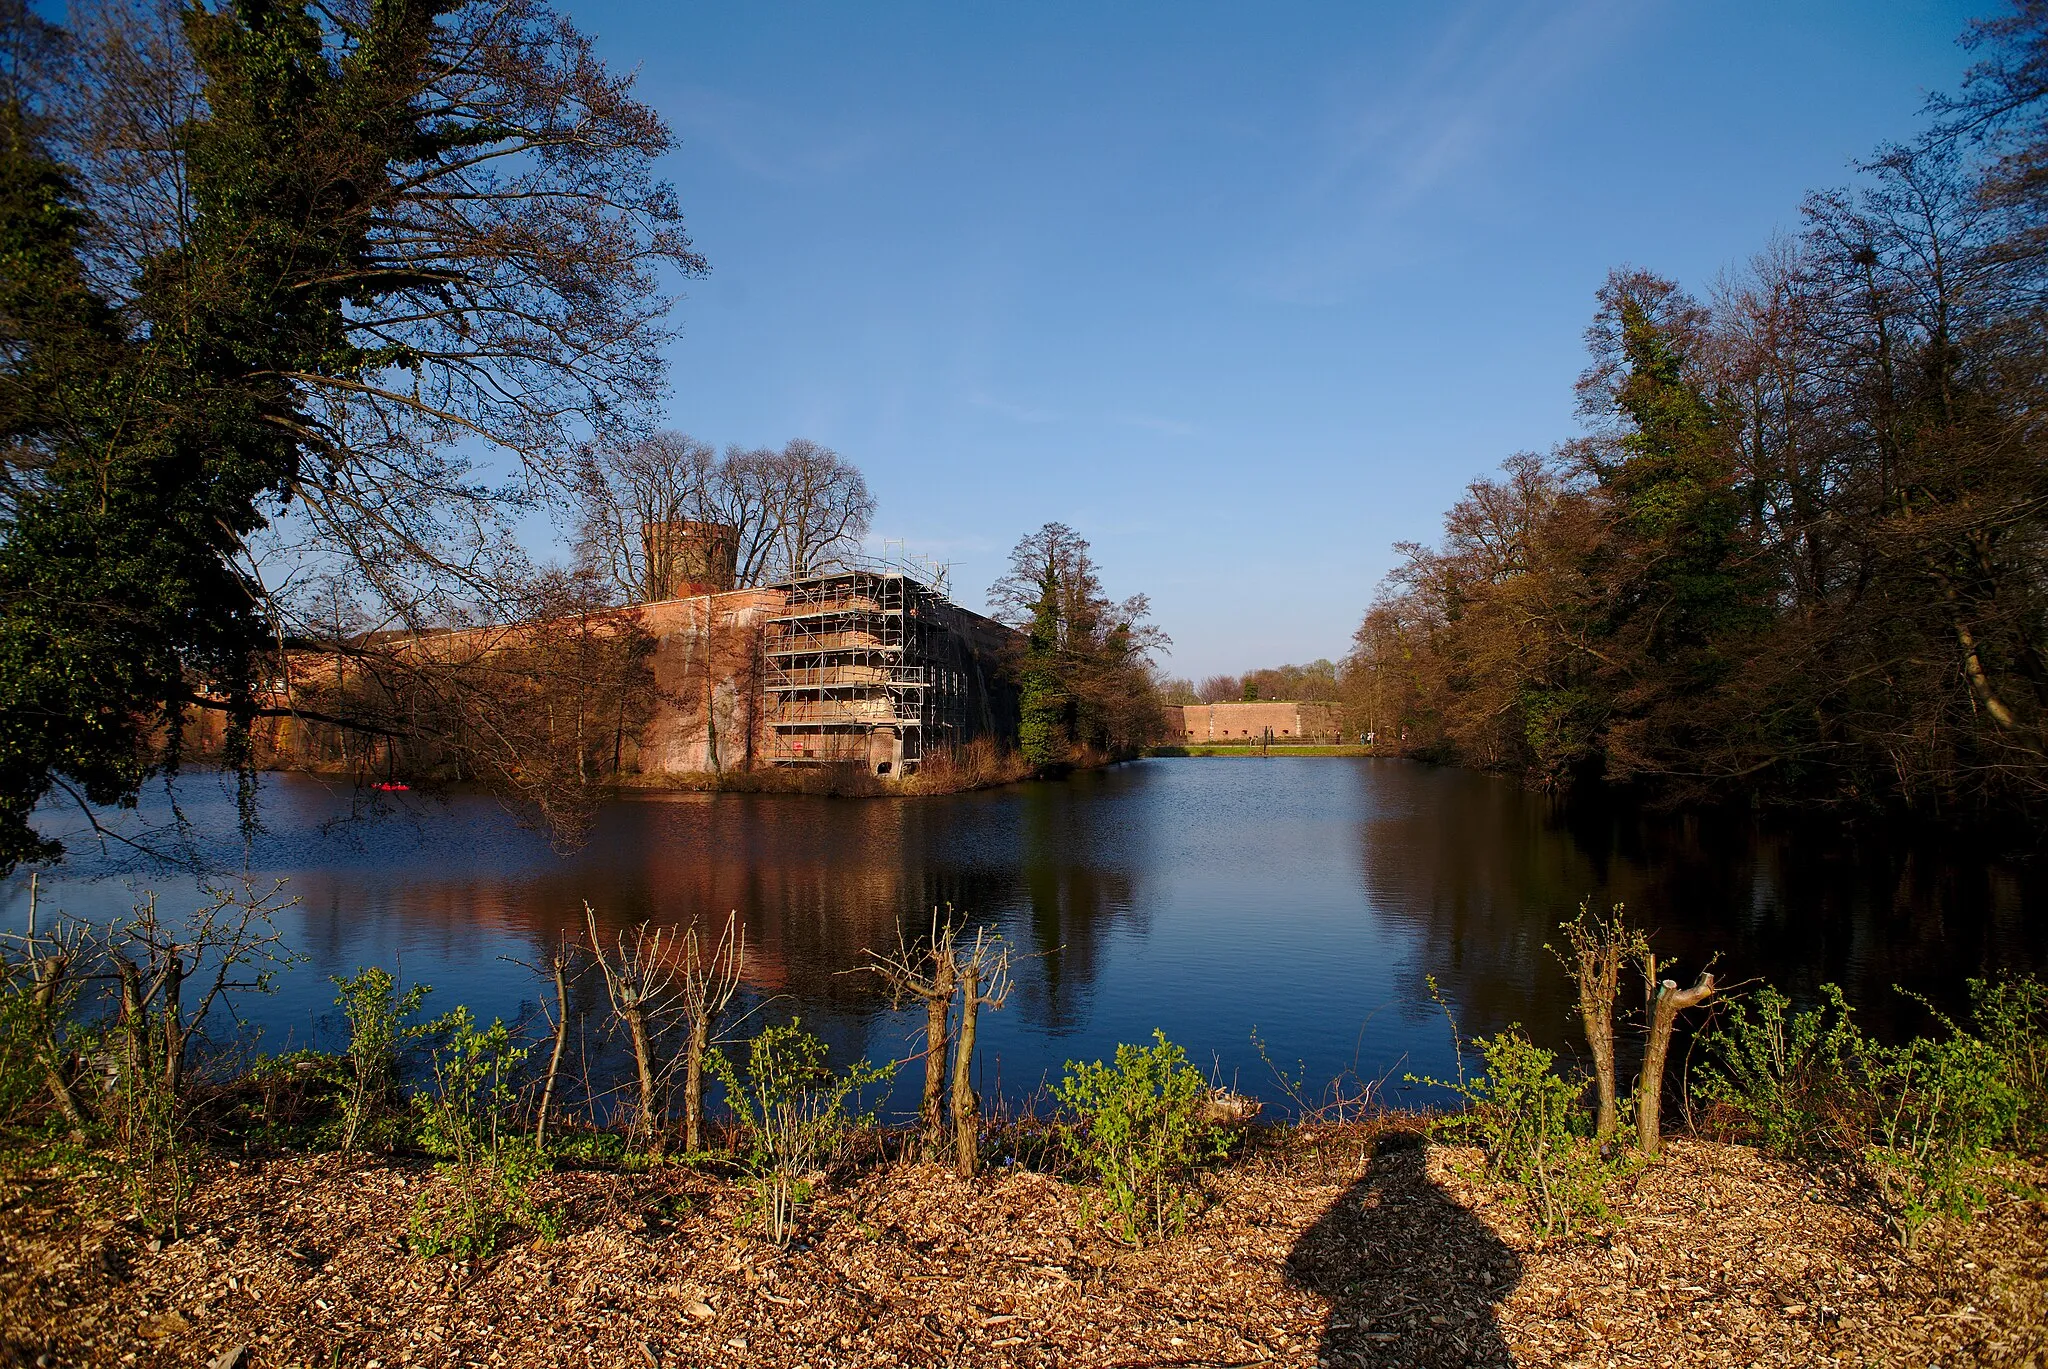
[1285,1130,1524,1368]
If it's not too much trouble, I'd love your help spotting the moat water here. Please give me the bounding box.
[7,759,2043,1116]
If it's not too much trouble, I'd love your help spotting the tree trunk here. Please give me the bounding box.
[536,951,571,1150]
[159,951,185,1099]
[951,961,980,1178]
[31,956,88,1137]
[114,955,145,1084]
[623,1004,663,1155]
[684,1014,709,1153]
[1955,618,2025,732]
[1579,949,1621,1144]
[923,950,954,1160]
[1638,972,1715,1157]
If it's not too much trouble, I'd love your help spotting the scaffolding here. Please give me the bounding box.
[762,568,999,772]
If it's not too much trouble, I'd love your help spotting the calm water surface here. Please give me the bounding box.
[6,759,2043,1115]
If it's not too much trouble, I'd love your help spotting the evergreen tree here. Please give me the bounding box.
[0,95,175,866]
[1017,560,1069,768]
[1569,270,1770,782]
[990,522,1167,767]
[1588,273,1758,666]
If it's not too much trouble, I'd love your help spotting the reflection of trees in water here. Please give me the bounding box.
[1359,764,2048,1050]
[1357,766,1626,1052]
[13,770,1154,1068]
[1001,776,1145,1036]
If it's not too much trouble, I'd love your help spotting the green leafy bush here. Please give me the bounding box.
[407,1007,556,1259]
[0,952,53,1128]
[1860,1019,2021,1248]
[550,1130,631,1166]
[332,966,433,1153]
[1696,976,2038,1248]
[221,1049,342,1146]
[1696,984,1863,1158]
[711,1019,892,1245]
[1427,1028,1614,1240]
[1969,974,2048,1152]
[1055,1030,1226,1245]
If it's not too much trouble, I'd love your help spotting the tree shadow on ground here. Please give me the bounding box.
[1285,1130,1523,1368]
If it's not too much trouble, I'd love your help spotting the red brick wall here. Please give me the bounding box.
[1174,701,1341,742]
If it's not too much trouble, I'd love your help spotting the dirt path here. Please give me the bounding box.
[3,1132,2042,1368]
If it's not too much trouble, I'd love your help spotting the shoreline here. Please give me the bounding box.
[238,749,1136,804]
[1146,744,1375,758]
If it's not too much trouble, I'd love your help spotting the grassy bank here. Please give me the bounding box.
[1148,743,1374,757]
[562,744,1046,800]
[615,742,1153,798]
[250,738,1049,805]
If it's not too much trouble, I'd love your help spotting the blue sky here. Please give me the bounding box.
[568,0,1977,679]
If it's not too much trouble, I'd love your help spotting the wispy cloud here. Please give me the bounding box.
[671,87,894,186]
[1253,0,1640,302]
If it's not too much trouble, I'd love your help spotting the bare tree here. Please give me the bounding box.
[572,434,875,597]
[1554,901,1647,1145]
[0,875,93,1137]
[676,912,746,1153]
[283,567,663,848]
[764,439,874,579]
[533,936,579,1151]
[584,905,682,1155]
[948,927,1013,1178]
[711,445,784,587]
[716,439,876,583]
[856,910,961,1160]
[574,434,720,603]
[1635,949,1716,1157]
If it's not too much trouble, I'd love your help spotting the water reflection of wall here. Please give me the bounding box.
[1357,763,2048,1050]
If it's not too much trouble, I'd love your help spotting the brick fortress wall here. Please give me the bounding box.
[1164,701,1343,743]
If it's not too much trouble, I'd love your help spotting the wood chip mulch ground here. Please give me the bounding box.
[3,1130,2045,1368]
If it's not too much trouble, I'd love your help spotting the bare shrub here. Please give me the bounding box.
[584,906,683,1154]
[107,881,297,1234]
[676,913,745,1153]
[855,910,959,1159]
[949,927,1014,1177]
[0,875,93,1136]
[1552,901,1646,1144]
